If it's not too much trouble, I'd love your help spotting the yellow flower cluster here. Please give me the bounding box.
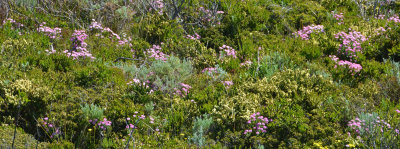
[212,69,334,124]
[1,79,51,105]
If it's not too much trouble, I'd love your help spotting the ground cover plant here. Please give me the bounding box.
[1,0,400,148]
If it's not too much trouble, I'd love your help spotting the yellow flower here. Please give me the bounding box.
[88,129,92,132]
[313,142,328,149]
[346,144,355,148]
[180,133,185,136]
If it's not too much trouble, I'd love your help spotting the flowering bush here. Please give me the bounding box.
[145,44,168,61]
[149,0,164,15]
[3,0,400,148]
[88,19,132,47]
[388,15,400,23]
[89,118,112,131]
[222,80,233,89]
[2,18,24,30]
[37,22,62,39]
[330,55,362,75]
[202,65,228,83]
[197,6,224,27]
[347,112,400,148]
[38,117,61,139]
[185,33,201,40]
[174,83,192,97]
[240,60,253,67]
[334,30,368,62]
[64,30,94,60]
[293,25,324,40]
[243,112,270,135]
[332,11,344,25]
[219,45,237,59]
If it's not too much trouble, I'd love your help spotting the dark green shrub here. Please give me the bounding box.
[0,125,49,148]
[74,63,123,88]
[247,51,295,79]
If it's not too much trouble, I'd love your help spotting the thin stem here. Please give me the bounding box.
[12,100,21,149]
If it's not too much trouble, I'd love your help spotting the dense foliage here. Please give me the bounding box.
[1,0,400,148]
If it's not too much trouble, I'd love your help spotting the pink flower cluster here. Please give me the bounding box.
[2,18,24,29]
[202,67,217,74]
[334,30,368,61]
[244,112,271,135]
[127,78,141,85]
[148,0,164,15]
[89,20,103,30]
[64,30,94,60]
[240,60,253,67]
[198,7,224,26]
[39,117,61,138]
[222,80,233,89]
[219,45,237,58]
[332,11,344,25]
[375,27,389,36]
[89,117,112,130]
[37,22,62,39]
[127,112,161,134]
[388,15,400,23]
[125,116,137,129]
[174,83,192,97]
[2,18,16,24]
[131,111,146,120]
[376,14,386,20]
[293,25,324,40]
[348,116,398,135]
[127,78,155,94]
[378,14,400,23]
[89,20,119,39]
[146,44,168,61]
[185,33,201,40]
[330,55,362,74]
[118,36,132,46]
[89,20,132,46]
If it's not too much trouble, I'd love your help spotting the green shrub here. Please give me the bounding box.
[190,114,213,147]
[248,51,296,79]
[81,103,104,121]
[0,79,52,106]
[0,125,49,148]
[213,69,334,129]
[361,60,390,81]
[74,63,123,88]
[120,56,193,96]
[300,43,323,60]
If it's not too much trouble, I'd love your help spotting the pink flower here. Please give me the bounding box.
[222,81,233,89]
[179,83,192,89]
[293,25,324,40]
[65,30,95,60]
[37,23,62,39]
[126,124,134,129]
[240,61,253,67]
[219,45,237,58]
[146,45,168,61]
